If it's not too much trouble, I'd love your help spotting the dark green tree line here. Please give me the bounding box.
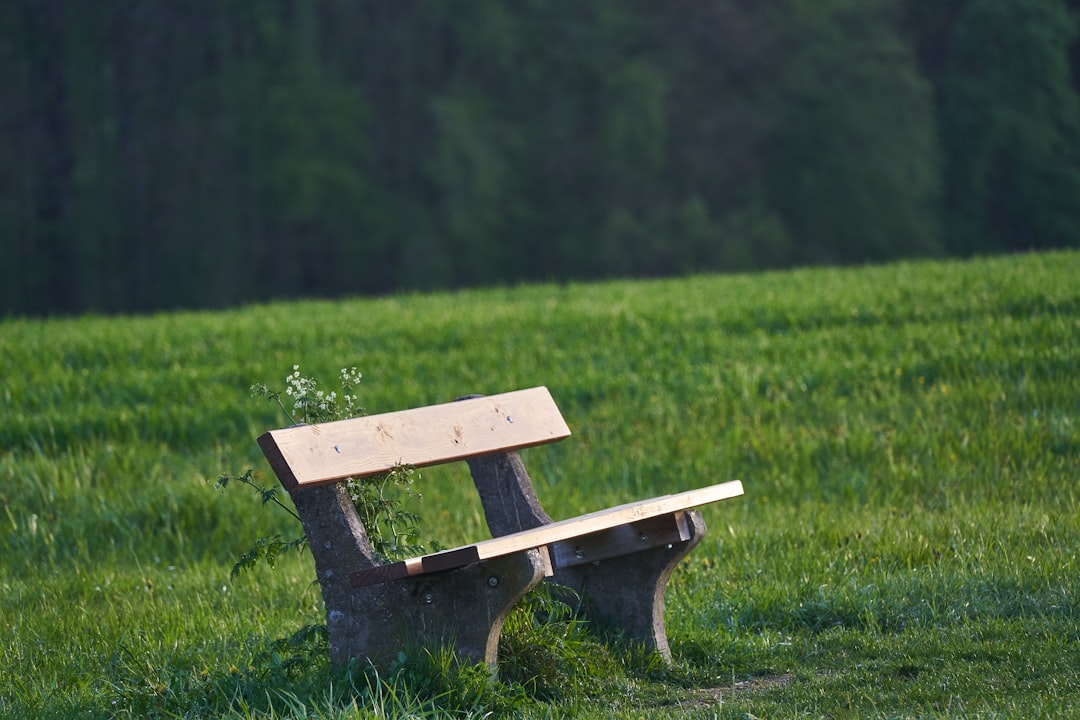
[1,0,1077,316]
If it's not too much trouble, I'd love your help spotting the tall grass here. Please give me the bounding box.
[2,251,1078,718]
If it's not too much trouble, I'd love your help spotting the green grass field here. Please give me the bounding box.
[2,251,1078,718]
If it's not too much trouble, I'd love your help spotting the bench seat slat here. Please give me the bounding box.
[258,387,571,490]
[350,480,743,587]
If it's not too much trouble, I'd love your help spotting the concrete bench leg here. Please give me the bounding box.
[550,510,706,661]
[344,550,548,669]
[466,449,552,536]
[467,451,707,660]
[291,483,546,669]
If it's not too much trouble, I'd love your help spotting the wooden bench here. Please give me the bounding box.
[257,386,743,670]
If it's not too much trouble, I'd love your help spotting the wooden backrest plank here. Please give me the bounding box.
[259,386,571,490]
[350,480,744,586]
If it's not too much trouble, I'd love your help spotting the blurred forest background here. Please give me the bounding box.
[3,0,1079,317]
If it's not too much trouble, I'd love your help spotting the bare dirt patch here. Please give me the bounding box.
[677,673,795,711]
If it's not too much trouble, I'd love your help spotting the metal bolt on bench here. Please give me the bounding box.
[257,387,743,670]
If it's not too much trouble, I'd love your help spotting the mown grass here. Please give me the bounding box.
[2,251,1078,718]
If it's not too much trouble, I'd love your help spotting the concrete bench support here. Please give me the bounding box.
[467,452,706,660]
[292,482,547,668]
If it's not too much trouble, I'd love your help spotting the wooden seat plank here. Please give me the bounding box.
[350,480,743,587]
[258,386,571,490]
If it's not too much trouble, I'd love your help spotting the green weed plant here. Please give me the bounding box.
[216,364,429,578]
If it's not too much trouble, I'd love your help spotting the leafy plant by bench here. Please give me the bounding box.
[215,365,433,581]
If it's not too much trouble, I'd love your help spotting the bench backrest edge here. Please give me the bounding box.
[259,386,571,491]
